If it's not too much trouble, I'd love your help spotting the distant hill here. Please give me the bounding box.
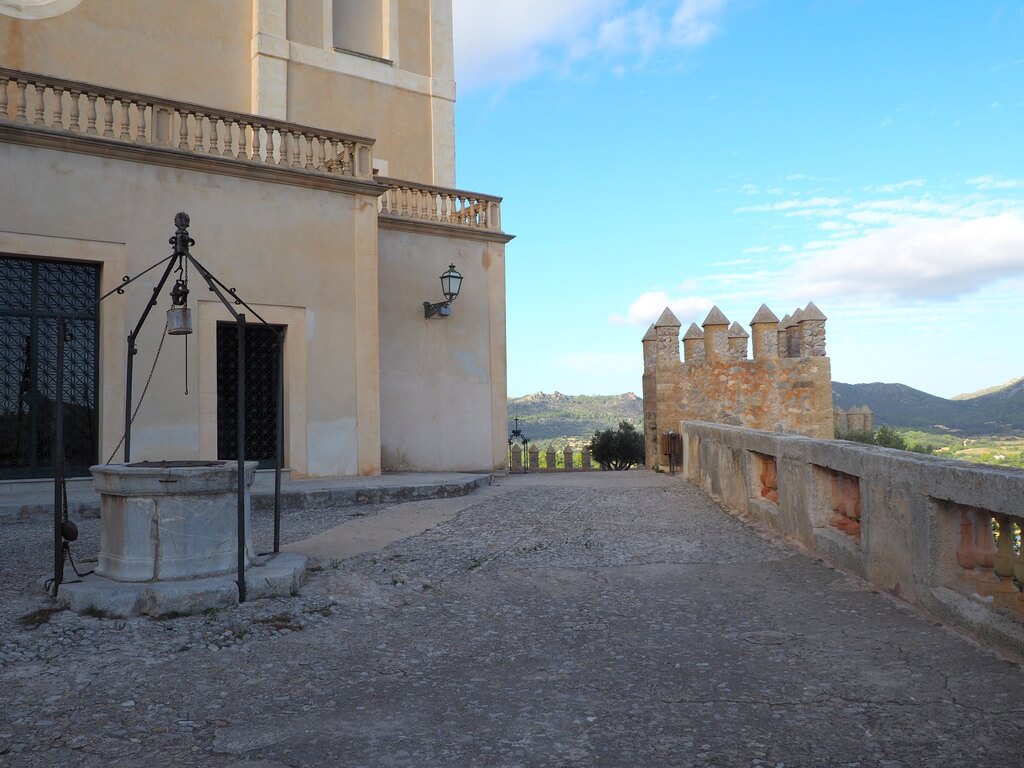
[508,392,642,442]
[511,377,1024,442]
[952,376,1024,401]
[833,378,1024,434]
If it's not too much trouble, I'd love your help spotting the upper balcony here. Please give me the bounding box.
[0,67,504,236]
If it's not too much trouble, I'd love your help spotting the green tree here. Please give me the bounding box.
[589,421,645,471]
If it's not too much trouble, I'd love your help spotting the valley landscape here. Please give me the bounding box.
[509,376,1024,469]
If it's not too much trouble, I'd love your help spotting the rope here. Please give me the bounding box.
[106,322,169,464]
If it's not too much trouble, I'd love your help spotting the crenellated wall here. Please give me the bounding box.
[643,302,834,469]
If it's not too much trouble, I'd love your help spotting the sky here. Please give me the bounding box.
[451,0,1024,399]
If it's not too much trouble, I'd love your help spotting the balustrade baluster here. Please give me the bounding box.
[69,90,82,131]
[291,131,301,168]
[304,134,315,169]
[33,83,46,126]
[135,103,147,143]
[236,121,248,160]
[0,77,8,122]
[974,509,999,593]
[102,96,115,136]
[119,99,131,139]
[221,119,234,157]
[410,189,419,219]
[322,137,334,172]
[176,110,189,149]
[85,93,98,134]
[401,187,410,216]
[251,124,261,162]
[193,113,205,152]
[51,86,64,129]
[957,508,977,571]
[341,141,353,175]
[15,79,28,123]
[993,514,1017,595]
[207,117,219,156]
[265,128,277,164]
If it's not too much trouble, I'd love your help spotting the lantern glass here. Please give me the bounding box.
[440,264,462,303]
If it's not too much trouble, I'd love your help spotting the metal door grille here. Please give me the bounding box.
[0,255,99,479]
[216,323,282,468]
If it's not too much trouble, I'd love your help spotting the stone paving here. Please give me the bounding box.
[3,470,1024,766]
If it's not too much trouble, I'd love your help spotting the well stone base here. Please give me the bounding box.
[56,553,307,618]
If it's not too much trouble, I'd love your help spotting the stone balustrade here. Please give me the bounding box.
[509,444,594,472]
[378,177,503,232]
[681,420,1024,654]
[0,67,375,179]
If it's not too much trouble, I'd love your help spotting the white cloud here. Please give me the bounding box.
[735,197,845,213]
[608,290,713,326]
[865,179,926,193]
[791,214,1024,300]
[670,0,730,46]
[453,0,731,91]
[967,174,1024,191]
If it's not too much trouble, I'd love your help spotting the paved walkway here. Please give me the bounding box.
[4,471,1024,766]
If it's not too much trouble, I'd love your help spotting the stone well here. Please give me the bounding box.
[92,460,256,582]
[57,460,306,618]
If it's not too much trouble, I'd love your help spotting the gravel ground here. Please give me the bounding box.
[3,471,1024,766]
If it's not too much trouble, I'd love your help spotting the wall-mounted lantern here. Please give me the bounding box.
[423,263,463,319]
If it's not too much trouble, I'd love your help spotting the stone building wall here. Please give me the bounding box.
[643,302,834,469]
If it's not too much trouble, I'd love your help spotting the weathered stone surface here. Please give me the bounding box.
[93,462,257,582]
[6,472,1024,766]
[56,554,307,618]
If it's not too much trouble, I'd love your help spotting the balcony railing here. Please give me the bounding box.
[377,177,503,232]
[0,68,505,234]
[0,67,375,179]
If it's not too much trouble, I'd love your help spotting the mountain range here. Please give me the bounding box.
[510,376,1024,441]
[833,376,1024,433]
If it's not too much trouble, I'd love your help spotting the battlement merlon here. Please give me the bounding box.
[653,307,682,365]
[750,304,780,359]
[702,306,731,360]
[641,324,657,371]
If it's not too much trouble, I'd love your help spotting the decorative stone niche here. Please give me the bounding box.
[749,452,779,505]
[942,498,1023,610]
[811,466,861,540]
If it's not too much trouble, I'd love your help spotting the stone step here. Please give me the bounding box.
[0,472,494,524]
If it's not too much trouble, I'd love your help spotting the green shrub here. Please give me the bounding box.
[589,421,645,471]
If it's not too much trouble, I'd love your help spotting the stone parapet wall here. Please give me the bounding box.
[682,420,1024,656]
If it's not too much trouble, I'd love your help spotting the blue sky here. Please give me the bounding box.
[452,0,1024,399]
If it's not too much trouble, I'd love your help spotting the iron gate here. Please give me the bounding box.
[216,322,282,468]
[0,255,100,479]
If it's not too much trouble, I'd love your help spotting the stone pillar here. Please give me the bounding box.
[642,324,658,469]
[510,444,522,472]
[682,323,705,363]
[563,447,574,470]
[777,314,791,358]
[702,306,730,360]
[581,447,592,470]
[750,304,780,359]
[799,302,827,357]
[863,407,874,432]
[528,445,540,470]
[545,446,557,470]
[727,321,749,359]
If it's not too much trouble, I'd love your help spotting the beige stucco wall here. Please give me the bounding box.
[377,225,507,472]
[0,0,253,113]
[1,0,456,185]
[0,140,382,477]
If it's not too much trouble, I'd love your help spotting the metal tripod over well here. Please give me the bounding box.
[56,212,285,602]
